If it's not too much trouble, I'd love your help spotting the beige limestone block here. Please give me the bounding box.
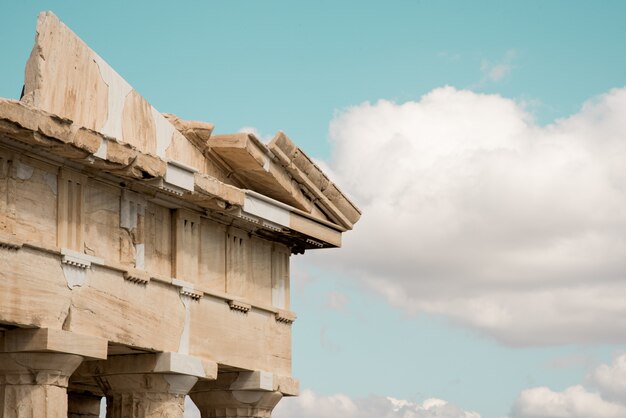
[23,12,109,132]
[11,156,57,246]
[0,352,83,418]
[0,328,107,360]
[199,219,226,293]
[70,127,102,155]
[57,168,87,252]
[144,202,172,277]
[84,180,121,262]
[271,245,290,310]
[0,101,100,161]
[225,227,249,298]
[172,209,200,282]
[131,152,167,179]
[163,113,214,153]
[248,237,272,305]
[0,248,70,329]
[289,211,342,248]
[188,297,292,375]
[268,131,361,228]
[105,140,137,166]
[163,114,233,182]
[65,268,185,353]
[0,99,73,144]
[21,12,215,176]
[209,133,312,212]
[165,130,205,173]
[122,91,157,155]
[193,173,245,208]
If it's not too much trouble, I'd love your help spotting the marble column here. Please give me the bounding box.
[190,373,283,418]
[0,328,107,418]
[0,352,83,418]
[101,373,197,418]
[88,352,213,418]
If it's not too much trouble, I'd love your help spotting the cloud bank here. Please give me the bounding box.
[313,85,626,345]
[513,354,626,418]
[273,389,480,418]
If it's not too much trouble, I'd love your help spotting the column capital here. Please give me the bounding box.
[190,371,290,418]
[0,352,85,418]
[0,352,83,386]
[81,352,215,418]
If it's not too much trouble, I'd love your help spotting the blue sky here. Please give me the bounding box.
[3,2,626,417]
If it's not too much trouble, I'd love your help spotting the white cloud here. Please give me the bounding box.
[480,49,517,82]
[512,385,626,418]
[273,389,480,418]
[590,353,626,401]
[309,85,626,346]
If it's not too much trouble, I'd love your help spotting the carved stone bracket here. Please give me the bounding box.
[172,278,203,300]
[0,233,22,251]
[123,269,150,285]
[275,310,296,325]
[60,248,103,270]
[228,300,251,314]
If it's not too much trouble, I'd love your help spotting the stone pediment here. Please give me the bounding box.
[6,12,360,251]
[14,11,359,249]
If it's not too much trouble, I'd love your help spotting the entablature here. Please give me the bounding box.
[0,105,342,252]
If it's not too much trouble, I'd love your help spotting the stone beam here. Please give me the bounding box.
[0,328,107,360]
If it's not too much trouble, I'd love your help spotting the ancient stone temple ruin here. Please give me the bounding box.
[0,12,360,418]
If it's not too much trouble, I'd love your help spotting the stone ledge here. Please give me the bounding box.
[0,328,107,360]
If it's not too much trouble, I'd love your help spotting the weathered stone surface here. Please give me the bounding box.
[163,114,214,152]
[0,11,363,417]
[194,173,245,208]
[209,133,312,212]
[0,384,68,418]
[122,91,157,154]
[77,354,205,418]
[23,12,109,133]
[269,131,361,228]
[191,374,283,418]
[102,374,194,418]
[0,328,107,360]
[189,299,292,375]
[0,352,83,418]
